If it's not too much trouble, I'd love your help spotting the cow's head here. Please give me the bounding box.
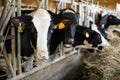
[91,24,110,50]
[11,9,52,60]
[99,14,109,29]
[73,25,102,49]
[59,8,80,47]
[99,14,120,30]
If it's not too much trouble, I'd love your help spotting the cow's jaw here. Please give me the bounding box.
[32,8,51,60]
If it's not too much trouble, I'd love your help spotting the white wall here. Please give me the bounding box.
[116,3,120,12]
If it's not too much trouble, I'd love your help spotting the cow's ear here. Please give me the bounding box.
[58,22,65,29]
[85,31,89,38]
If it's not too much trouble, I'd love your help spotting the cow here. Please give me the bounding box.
[2,8,55,71]
[48,8,80,55]
[72,23,110,52]
[3,8,80,70]
[72,25,102,49]
[4,8,53,60]
[99,14,120,30]
[97,14,120,39]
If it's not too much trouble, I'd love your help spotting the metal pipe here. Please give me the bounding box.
[17,0,22,75]
[45,0,48,10]
[0,6,13,35]
[3,48,14,77]
[11,0,16,77]
[0,2,9,30]
[8,50,78,80]
[11,26,16,77]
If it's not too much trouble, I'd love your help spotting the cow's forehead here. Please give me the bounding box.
[100,14,109,24]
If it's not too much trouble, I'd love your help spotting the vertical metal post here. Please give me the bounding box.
[79,2,82,25]
[11,0,17,77]
[0,2,9,29]
[3,48,14,77]
[17,0,22,75]
[45,0,48,10]
[63,2,66,9]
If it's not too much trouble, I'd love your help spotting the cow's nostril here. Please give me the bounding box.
[98,46,103,50]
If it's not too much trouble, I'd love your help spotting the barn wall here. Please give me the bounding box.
[0,0,120,9]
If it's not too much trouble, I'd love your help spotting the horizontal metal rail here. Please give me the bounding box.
[7,50,78,80]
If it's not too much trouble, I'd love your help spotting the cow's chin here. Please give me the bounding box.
[36,50,49,60]
[63,44,72,48]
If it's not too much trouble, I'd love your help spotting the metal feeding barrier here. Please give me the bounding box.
[0,0,79,80]
[0,0,119,80]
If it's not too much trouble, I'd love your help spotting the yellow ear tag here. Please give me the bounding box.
[58,22,65,29]
[18,23,23,32]
[85,32,89,38]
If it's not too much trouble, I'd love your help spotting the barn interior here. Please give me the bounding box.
[0,0,120,80]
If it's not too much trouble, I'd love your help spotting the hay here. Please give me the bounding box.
[62,47,120,80]
[80,47,120,80]
[76,25,120,80]
[62,25,120,80]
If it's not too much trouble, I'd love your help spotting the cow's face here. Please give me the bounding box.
[59,9,79,47]
[99,14,109,29]
[73,25,103,49]
[60,20,77,47]
[32,9,51,60]
[91,24,110,49]
[107,15,120,25]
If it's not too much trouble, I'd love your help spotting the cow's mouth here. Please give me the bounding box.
[63,43,72,48]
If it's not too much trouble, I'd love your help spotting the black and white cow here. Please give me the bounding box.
[5,8,53,61]
[73,25,102,49]
[5,8,80,60]
[97,14,120,39]
[99,14,120,30]
[72,25,110,52]
[48,8,80,55]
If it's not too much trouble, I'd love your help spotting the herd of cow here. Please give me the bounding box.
[2,7,120,71]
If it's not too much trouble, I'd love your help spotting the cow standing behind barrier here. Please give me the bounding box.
[99,14,120,30]
[3,8,54,71]
[48,8,80,55]
[3,8,80,71]
[73,25,102,49]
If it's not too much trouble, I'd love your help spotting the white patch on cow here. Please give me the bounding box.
[64,44,72,48]
[85,32,89,38]
[102,24,105,28]
[62,9,75,14]
[32,8,51,59]
[91,24,110,47]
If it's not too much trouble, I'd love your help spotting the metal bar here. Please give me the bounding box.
[0,2,9,30]
[0,35,15,42]
[11,26,16,77]
[11,0,16,77]
[17,0,22,75]
[8,50,78,80]
[3,48,14,77]
[0,6,13,35]
[45,0,48,10]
